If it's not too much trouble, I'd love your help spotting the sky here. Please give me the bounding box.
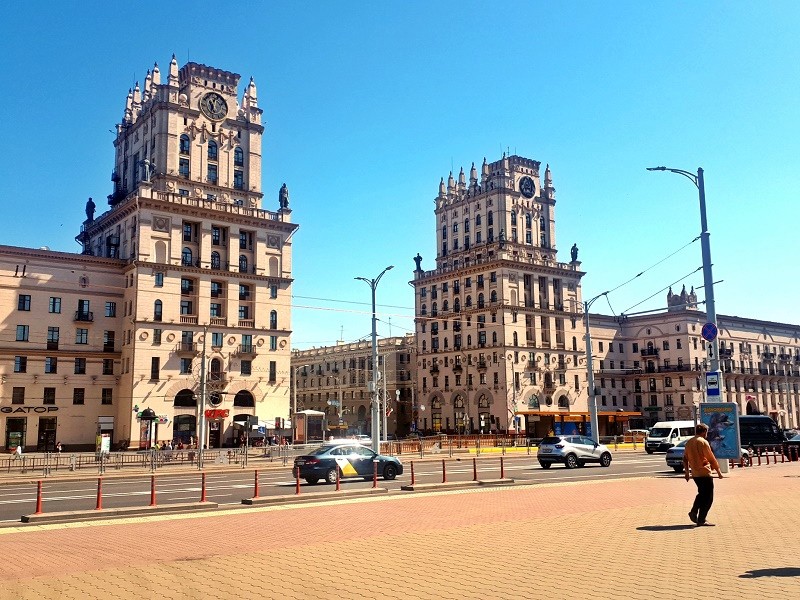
[1,1,799,349]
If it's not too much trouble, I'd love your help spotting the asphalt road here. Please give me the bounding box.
[0,453,675,523]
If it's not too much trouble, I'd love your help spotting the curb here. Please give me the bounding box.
[19,501,219,525]
[400,478,515,492]
[241,487,388,505]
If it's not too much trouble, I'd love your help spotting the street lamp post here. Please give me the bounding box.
[584,292,609,443]
[356,265,394,453]
[197,325,209,469]
[292,363,311,438]
[647,167,721,386]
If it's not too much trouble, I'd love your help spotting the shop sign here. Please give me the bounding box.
[1,406,59,414]
[205,409,229,419]
[644,406,662,412]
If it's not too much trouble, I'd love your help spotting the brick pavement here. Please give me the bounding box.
[0,461,798,599]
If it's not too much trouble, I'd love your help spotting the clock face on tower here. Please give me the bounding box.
[519,176,535,198]
[200,92,228,120]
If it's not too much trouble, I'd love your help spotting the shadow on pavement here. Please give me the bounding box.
[740,567,800,578]
[636,524,696,531]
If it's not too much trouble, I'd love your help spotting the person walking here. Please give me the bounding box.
[683,422,723,527]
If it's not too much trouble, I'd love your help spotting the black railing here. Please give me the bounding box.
[74,311,93,322]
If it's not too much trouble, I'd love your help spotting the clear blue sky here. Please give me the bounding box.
[2,1,798,349]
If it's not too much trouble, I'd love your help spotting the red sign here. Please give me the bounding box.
[205,409,230,419]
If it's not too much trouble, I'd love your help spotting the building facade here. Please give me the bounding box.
[291,336,416,437]
[1,57,297,451]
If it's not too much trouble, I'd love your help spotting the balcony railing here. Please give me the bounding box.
[720,348,733,358]
[234,344,256,356]
[641,348,659,357]
[180,315,198,324]
[657,364,691,373]
[74,311,94,322]
[762,352,776,360]
[175,342,198,354]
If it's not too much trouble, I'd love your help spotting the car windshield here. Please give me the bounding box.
[649,427,672,438]
[790,434,800,442]
[674,440,688,448]
[540,436,563,444]
[308,445,344,456]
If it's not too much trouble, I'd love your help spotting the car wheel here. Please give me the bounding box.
[600,452,612,467]
[539,461,552,469]
[325,467,339,484]
[672,466,684,473]
[565,454,578,469]
[383,464,398,480]
[741,455,752,467]
[645,448,654,454]
[305,477,319,485]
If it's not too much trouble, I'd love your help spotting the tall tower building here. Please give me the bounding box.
[0,57,297,451]
[412,155,587,437]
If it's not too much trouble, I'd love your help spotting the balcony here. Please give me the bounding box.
[210,317,226,326]
[720,348,733,358]
[657,364,691,373]
[779,353,792,362]
[762,352,776,361]
[175,342,198,355]
[452,364,463,373]
[238,319,255,328]
[207,372,228,387]
[429,365,439,375]
[477,361,488,370]
[180,315,198,325]
[74,311,94,322]
[234,344,256,357]
[103,344,115,353]
[641,348,659,357]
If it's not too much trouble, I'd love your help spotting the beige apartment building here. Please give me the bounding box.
[291,336,415,437]
[1,57,297,451]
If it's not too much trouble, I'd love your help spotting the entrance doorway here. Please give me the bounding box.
[37,417,57,452]
[5,417,27,451]
[208,420,222,448]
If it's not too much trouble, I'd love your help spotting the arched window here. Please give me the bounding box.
[179,135,190,155]
[234,391,255,407]
[154,300,162,321]
[454,396,464,409]
[488,211,494,226]
[492,332,497,343]
[421,304,427,316]
[539,216,546,231]
[182,247,193,266]
[464,218,470,232]
[465,295,472,307]
[208,140,218,161]
[443,300,449,312]
[513,332,518,346]
[270,310,278,329]
[431,302,438,317]
[490,290,497,303]
[467,334,472,346]
[511,212,517,226]
[173,389,196,407]
[234,146,243,166]
[572,336,577,351]
[431,398,442,410]
[526,213,532,228]
[443,338,449,349]
[441,225,447,239]
[454,298,460,312]
[210,251,221,270]
[209,358,223,381]
[238,255,248,273]
[476,214,482,226]
[477,293,484,308]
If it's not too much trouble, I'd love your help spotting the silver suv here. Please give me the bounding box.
[537,435,613,469]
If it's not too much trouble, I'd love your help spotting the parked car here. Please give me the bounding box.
[537,435,613,469]
[784,434,800,459]
[739,415,787,451]
[292,441,403,485]
[665,439,752,472]
[625,429,650,441]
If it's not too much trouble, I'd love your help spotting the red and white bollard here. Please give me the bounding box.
[149,475,157,507]
[410,461,416,486]
[200,472,207,502]
[500,456,505,479]
[473,457,478,482]
[35,480,43,514]
[336,466,341,491]
[442,459,447,484]
[95,477,103,510]
[253,470,260,498]
[295,468,301,495]
[372,460,378,488]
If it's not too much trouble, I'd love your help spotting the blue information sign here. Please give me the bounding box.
[698,403,741,460]
[701,322,718,342]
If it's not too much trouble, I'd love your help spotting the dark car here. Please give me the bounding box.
[293,442,403,485]
[784,434,800,459]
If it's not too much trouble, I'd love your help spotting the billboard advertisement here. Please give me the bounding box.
[698,402,741,460]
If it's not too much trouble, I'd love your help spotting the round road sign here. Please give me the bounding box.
[701,322,718,342]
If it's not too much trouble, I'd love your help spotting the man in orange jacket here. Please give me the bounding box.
[683,422,724,527]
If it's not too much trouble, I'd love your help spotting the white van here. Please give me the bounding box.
[645,420,696,454]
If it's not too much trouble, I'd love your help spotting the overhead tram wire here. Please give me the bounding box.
[620,266,704,315]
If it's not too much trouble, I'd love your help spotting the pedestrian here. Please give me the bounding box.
[683,422,723,527]
[13,444,23,460]
[56,442,63,453]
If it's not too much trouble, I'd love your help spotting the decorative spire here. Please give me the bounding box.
[544,164,552,187]
[168,53,179,85]
[481,157,489,179]
[458,167,466,186]
[132,81,141,105]
[247,76,258,107]
[438,177,446,197]
[470,162,477,183]
[143,69,152,100]
[152,62,161,85]
[124,88,133,121]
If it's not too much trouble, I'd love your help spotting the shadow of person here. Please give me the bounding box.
[740,567,800,578]
[636,525,697,531]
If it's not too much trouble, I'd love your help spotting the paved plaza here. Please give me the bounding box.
[0,460,798,599]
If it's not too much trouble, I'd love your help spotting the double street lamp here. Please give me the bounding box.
[356,265,394,453]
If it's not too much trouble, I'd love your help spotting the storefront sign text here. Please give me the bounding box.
[1,406,59,414]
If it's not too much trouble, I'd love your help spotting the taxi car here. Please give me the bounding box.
[293,441,403,485]
[537,435,613,469]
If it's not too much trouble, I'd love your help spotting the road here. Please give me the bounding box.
[0,452,673,523]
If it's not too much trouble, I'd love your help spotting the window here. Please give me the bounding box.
[268,360,276,382]
[153,329,162,344]
[211,332,223,347]
[47,327,59,349]
[18,294,31,311]
[182,247,193,266]
[180,358,192,374]
[663,340,670,350]
[210,303,222,317]
[234,170,244,190]
[74,358,86,374]
[183,223,193,242]
[241,360,252,376]
[12,387,25,404]
[101,388,113,405]
[234,146,244,166]
[14,356,27,373]
[238,305,249,319]
[208,140,218,161]
[43,388,56,405]
[181,277,194,295]
[102,359,114,375]
[154,272,164,287]
[49,297,61,313]
[180,134,190,155]
[76,328,88,344]
[179,158,190,178]
[270,336,278,351]
[73,388,85,405]
[154,300,163,321]
[212,226,221,245]
[239,255,248,273]
[210,251,221,269]
[241,334,253,353]
[270,310,278,329]
[105,302,116,317]
[207,163,218,184]
[45,357,58,374]
[270,285,278,299]
[239,231,250,250]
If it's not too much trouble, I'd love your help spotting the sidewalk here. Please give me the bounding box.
[1,461,797,599]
